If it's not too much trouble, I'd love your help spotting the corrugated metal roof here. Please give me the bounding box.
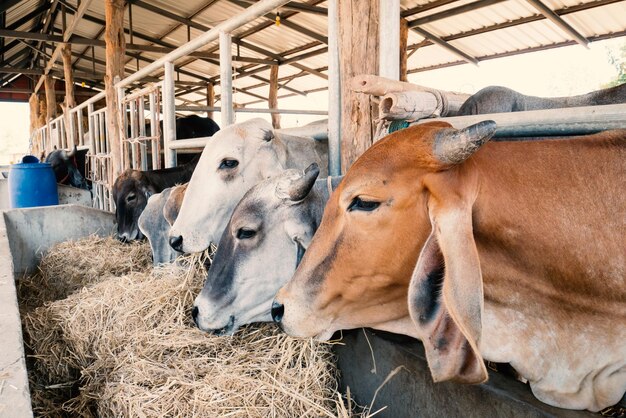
[1,0,625,106]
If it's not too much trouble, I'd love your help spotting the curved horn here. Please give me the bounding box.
[285,163,320,202]
[66,145,77,159]
[433,120,497,165]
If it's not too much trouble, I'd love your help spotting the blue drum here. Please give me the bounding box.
[8,156,59,208]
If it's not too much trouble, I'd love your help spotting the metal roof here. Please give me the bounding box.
[0,0,625,106]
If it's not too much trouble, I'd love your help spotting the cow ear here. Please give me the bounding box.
[139,183,157,199]
[408,202,487,384]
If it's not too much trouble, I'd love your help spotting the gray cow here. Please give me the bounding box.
[457,83,626,115]
[192,164,342,335]
[138,183,187,265]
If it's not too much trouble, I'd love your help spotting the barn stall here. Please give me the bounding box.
[1,0,625,416]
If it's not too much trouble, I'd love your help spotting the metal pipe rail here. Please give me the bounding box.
[176,106,328,115]
[411,103,626,137]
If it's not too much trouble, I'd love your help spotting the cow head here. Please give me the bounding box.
[112,169,157,242]
[273,120,496,384]
[169,118,283,253]
[138,187,179,265]
[192,164,323,335]
[45,145,89,190]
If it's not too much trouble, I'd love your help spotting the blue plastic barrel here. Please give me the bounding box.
[8,156,59,208]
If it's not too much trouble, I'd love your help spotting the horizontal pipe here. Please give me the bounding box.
[411,103,626,137]
[176,106,328,115]
[116,0,291,89]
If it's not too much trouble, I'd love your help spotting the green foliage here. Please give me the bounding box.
[604,43,626,87]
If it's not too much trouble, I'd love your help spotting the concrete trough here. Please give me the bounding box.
[0,204,114,418]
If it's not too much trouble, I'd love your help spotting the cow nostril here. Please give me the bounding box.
[271,301,284,323]
[192,306,199,325]
[170,235,183,252]
[118,235,128,243]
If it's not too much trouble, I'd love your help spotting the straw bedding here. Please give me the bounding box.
[19,235,358,417]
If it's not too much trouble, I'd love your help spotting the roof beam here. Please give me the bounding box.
[525,0,589,48]
[402,0,460,18]
[228,0,328,44]
[406,0,619,53]
[407,30,626,74]
[34,0,94,92]
[0,0,22,14]
[0,29,278,64]
[411,26,478,65]
[0,65,104,78]
[407,0,507,28]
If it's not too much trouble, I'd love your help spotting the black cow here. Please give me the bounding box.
[45,145,90,190]
[457,83,626,115]
[112,156,198,242]
[176,114,220,139]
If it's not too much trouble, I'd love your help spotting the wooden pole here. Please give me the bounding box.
[269,65,281,129]
[61,43,77,146]
[338,0,379,172]
[44,75,56,121]
[104,0,126,179]
[206,82,215,120]
[399,18,408,82]
[29,93,42,157]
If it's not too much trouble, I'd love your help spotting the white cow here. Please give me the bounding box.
[169,118,328,254]
[192,164,342,334]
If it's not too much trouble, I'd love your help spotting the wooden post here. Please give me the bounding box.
[399,18,409,82]
[105,0,126,179]
[44,75,56,121]
[206,82,215,120]
[61,43,77,146]
[338,0,379,172]
[269,65,281,129]
[29,93,41,157]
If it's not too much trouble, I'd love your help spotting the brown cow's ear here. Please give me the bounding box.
[408,205,487,384]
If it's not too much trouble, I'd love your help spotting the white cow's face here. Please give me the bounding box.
[193,166,320,335]
[170,118,283,253]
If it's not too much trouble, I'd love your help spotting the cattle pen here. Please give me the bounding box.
[1,0,626,417]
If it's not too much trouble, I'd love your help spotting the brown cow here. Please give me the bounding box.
[273,121,626,411]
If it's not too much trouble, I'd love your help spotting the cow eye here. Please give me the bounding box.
[236,228,256,239]
[348,197,380,212]
[219,159,239,169]
[126,193,136,203]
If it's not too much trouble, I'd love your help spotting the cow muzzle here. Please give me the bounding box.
[169,235,184,252]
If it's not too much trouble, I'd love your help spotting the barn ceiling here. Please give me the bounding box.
[0,0,624,106]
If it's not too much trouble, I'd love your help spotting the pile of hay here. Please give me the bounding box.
[22,237,358,417]
[18,235,152,310]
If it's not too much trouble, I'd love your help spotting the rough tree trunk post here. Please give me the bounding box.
[338,0,379,172]
[206,82,215,120]
[400,18,408,82]
[44,75,56,121]
[61,43,77,145]
[105,0,126,180]
[29,93,41,157]
[44,75,56,149]
[269,65,281,129]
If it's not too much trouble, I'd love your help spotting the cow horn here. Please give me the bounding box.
[433,120,497,165]
[285,163,320,202]
[67,145,77,158]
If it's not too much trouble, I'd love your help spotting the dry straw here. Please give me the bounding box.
[21,236,361,417]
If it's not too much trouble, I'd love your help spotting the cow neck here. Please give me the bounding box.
[141,157,199,191]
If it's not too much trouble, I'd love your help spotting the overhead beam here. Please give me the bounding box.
[407,30,626,74]
[407,0,507,28]
[0,0,22,14]
[0,87,99,96]
[228,0,328,44]
[401,0,459,18]
[411,26,478,65]
[0,66,104,78]
[34,0,94,93]
[525,0,589,48]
